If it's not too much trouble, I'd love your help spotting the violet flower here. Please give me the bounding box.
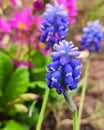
[80,20,103,52]
[46,40,82,94]
[40,0,69,50]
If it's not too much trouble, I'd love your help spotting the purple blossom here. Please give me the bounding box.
[80,20,103,52]
[46,40,82,94]
[40,1,69,50]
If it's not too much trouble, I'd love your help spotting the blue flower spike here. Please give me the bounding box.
[80,20,103,52]
[46,40,82,94]
[40,0,69,49]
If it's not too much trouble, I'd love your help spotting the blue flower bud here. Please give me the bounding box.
[46,73,51,83]
[69,82,77,90]
[64,76,74,86]
[80,20,103,52]
[47,60,60,72]
[51,70,61,82]
[73,69,81,77]
[51,52,60,61]
[56,86,64,94]
[64,65,72,77]
[70,59,82,69]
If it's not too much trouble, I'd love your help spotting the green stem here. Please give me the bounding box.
[63,88,78,130]
[77,55,90,130]
[36,87,50,130]
[72,112,78,130]
[29,100,37,118]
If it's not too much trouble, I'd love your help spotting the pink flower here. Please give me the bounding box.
[9,7,43,32]
[9,7,34,31]
[17,61,30,68]
[58,0,78,24]
[8,7,42,42]
[12,59,34,68]
[0,17,11,33]
[8,7,49,55]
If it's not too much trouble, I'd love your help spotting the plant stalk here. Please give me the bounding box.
[77,55,90,130]
[63,87,78,130]
[36,87,50,130]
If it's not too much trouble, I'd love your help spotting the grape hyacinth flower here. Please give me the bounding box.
[80,20,103,52]
[58,0,78,24]
[40,1,69,50]
[46,40,82,94]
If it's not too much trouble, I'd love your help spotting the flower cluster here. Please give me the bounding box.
[46,40,82,94]
[58,0,77,24]
[80,20,103,52]
[9,7,37,32]
[40,1,69,50]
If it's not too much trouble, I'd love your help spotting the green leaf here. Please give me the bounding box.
[4,67,29,102]
[3,120,24,130]
[31,51,46,68]
[5,44,17,58]
[29,81,47,89]
[16,106,39,126]
[0,51,14,96]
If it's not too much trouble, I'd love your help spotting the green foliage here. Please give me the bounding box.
[30,51,51,87]
[3,120,29,130]
[0,51,14,97]
[16,105,39,126]
[29,81,47,89]
[31,51,46,68]
[3,67,29,102]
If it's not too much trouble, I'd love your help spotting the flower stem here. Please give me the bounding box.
[77,55,90,130]
[36,87,50,130]
[63,88,78,130]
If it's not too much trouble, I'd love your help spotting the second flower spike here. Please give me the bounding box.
[40,0,69,50]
